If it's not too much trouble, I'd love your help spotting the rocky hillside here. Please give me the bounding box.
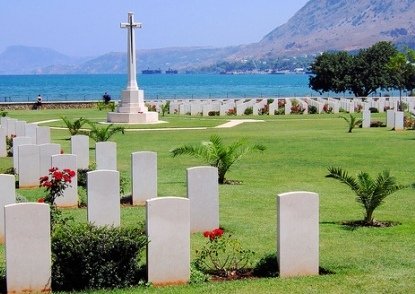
[231,0,415,59]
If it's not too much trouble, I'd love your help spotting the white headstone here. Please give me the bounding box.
[96,141,117,170]
[386,110,395,129]
[87,170,120,227]
[0,127,6,157]
[6,118,17,136]
[15,121,26,137]
[362,110,371,128]
[18,144,40,188]
[187,166,219,232]
[277,191,319,278]
[132,151,157,205]
[146,197,190,285]
[24,123,37,143]
[0,117,8,130]
[12,136,32,173]
[39,143,61,178]
[71,135,89,169]
[36,126,51,145]
[5,203,51,293]
[394,111,404,130]
[51,154,78,207]
[0,174,16,243]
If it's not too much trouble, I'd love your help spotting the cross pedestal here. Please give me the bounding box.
[107,12,159,124]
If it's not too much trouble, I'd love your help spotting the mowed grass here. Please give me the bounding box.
[1,108,415,293]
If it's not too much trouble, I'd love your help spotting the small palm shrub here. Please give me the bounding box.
[170,135,266,184]
[326,167,406,226]
[88,122,124,142]
[340,114,363,133]
[244,107,253,115]
[61,116,89,137]
[161,101,170,116]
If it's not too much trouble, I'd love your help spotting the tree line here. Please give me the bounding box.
[309,41,415,97]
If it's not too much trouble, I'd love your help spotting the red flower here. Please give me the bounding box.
[49,167,58,173]
[69,170,76,177]
[42,181,52,188]
[53,171,63,181]
[203,231,210,238]
[203,228,224,240]
[39,176,49,182]
[213,228,224,237]
[37,197,45,203]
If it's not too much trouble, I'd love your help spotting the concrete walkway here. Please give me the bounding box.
[41,118,265,132]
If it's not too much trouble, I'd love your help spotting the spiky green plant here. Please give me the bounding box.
[88,123,125,142]
[61,116,89,137]
[340,113,363,133]
[326,167,405,225]
[161,101,170,117]
[170,134,266,184]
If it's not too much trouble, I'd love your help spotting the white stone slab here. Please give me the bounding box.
[146,197,190,285]
[87,170,120,227]
[277,191,319,278]
[362,110,371,128]
[18,144,40,188]
[0,117,8,130]
[0,127,6,157]
[5,203,51,293]
[394,111,404,130]
[96,141,117,170]
[0,174,16,243]
[39,143,61,178]
[51,154,78,207]
[6,118,17,136]
[36,126,51,145]
[24,123,37,143]
[15,121,26,137]
[187,166,219,232]
[132,151,157,205]
[386,110,395,129]
[71,135,89,169]
[12,136,32,174]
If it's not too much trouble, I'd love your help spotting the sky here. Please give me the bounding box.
[0,0,309,57]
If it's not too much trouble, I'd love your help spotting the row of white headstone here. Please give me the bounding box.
[0,188,319,292]
[148,97,415,116]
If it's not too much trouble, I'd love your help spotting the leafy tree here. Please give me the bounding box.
[326,167,405,225]
[309,41,398,97]
[170,135,266,184]
[340,114,363,133]
[61,116,89,137]
[309,51,352,94]
[387,49,415,109]
[88,122,124,142]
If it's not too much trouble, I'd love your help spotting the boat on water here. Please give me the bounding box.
[165,68,178,74]
[142,68,162,74]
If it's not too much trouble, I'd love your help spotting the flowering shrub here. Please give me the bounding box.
[39,167,76,205]
[226,108,236,116]
[6,134,16,157]
[323,103,333,114]
[195,228,255,277]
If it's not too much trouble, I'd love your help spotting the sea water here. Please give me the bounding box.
[0,73,364,102]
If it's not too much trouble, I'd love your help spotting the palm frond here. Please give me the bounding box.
[326,166,359,192]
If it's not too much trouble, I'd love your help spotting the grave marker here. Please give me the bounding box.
[18,144,40,188]
[36,126,51,145]
[132,151,157,205]
[96,141,117,170]
[71,135,89,169]
[12,136,32,173]
[87,170,120,227]
[277,191,319,278]
[5,203,51,293]
[187,166,219,232]
[146,197,190,285]
[0,174,16,243]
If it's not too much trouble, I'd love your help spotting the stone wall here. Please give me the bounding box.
[0,101,99,110]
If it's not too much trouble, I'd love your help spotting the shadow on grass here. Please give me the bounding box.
[340,220,401,231]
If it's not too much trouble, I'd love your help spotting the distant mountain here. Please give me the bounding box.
[0,46,87,74]
[231,0,415,59]
[1,0,415,74]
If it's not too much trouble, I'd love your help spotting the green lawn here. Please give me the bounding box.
[1,109,415,293]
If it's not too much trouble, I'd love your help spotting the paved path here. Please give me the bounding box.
[40,118,265,131]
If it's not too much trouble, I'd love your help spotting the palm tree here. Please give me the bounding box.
[340,114,363,133]
[326,167,405,225]
[170,134,266,184]
[88,122,125,142]
[61,116,89,137]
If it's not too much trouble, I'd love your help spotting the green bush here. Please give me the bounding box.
[244,107,253,115]
[369,107,379,113]
[51,223,147,291]
[308,105,318,114]
[253,253,279,277]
